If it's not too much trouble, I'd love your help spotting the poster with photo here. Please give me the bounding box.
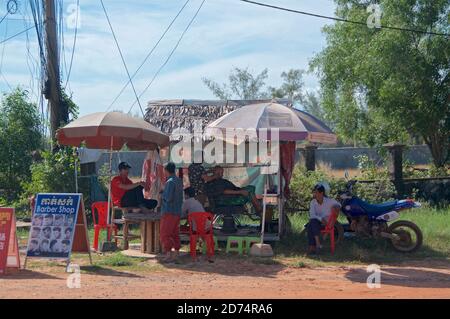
[26,194,81,259]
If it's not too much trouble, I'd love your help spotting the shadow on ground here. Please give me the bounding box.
[151,251,286,278]
[0,269,60,280]
[80,265,143,278]
[275,229,449,266]
[345,267,450,288]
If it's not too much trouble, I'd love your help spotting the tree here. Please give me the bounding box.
[311,0,449,166]
[61,89,79,122]
[302,91,329,123]
[203,67,269,99]
[0,89,42,201]
[268,69,305,105]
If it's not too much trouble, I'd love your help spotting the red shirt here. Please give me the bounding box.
[111,175,133,207]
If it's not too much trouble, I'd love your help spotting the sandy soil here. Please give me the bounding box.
[1,257,449,299]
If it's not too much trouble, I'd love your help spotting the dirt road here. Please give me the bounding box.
[1,258,449,299]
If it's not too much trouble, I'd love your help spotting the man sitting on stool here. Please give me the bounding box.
[206,166,262,214]
[307,183,341,255]
[111,162,158,213]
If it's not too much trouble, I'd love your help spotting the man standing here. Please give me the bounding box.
[111,162,158,212]
[160,162,183,263]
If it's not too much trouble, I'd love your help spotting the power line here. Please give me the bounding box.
[0,11,9,25]
[64,0,79,89]
[0,25,34,45]
[58,0,68,84]
[107,0,191,111]
[0,18,12,91]
[100,0,145,117]
[128,0,207,114]
[240,0,450,37]
[29,0,46,71]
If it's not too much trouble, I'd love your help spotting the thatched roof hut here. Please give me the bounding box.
[144,98,292,137]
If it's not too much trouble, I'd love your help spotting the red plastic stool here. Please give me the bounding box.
[321,210,339,254]
[188,212,215,261]
[91,202,118,251]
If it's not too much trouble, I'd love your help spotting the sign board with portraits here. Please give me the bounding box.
[24,193,92,269]
[0,208,20,275]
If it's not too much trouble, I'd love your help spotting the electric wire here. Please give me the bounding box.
[106,0,191,111]
[128,0,207,114]
[240,0,449,37]
[100,0,145,116]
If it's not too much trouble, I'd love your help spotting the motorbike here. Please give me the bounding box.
[337,179,423,252]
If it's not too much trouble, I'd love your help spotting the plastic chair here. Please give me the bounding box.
[226,236,245,255]
[320,209,339,254]
[188,212,215,261]
[91,202,118,251]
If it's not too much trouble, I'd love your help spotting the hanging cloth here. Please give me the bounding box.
[280,141,296,198]
[142,149,166,202]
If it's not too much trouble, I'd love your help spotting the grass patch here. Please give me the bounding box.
[16,207,449,270]
[277,207,450,266]
[96,252,142,267]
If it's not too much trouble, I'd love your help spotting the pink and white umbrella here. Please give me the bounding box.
[56,112,169,237]
[56,111,169,150]
[206,102,337,143]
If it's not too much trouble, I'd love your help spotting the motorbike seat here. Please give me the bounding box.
[355,198,397,216]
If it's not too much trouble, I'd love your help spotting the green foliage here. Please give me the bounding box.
[301,91,328,125]
[268,69,304,105]
[98,162,111,193]
[287,155,399,213]
[202,67,269,100]
[61,89,79,121]
[203,67,332,127]
[353,154,397,202]
[21,147,78,200]
[311,0,450,166]
[287,165,346,212]
[0,88,42,201]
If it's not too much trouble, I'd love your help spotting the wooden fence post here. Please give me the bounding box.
[300,143,318,171]
[384,143,405,197]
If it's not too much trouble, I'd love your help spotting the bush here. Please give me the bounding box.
[353,154,397,203]
[287,155,398,214]
[286,165,346,212]
[0,89,42,201]
[22,147,78,195]
[18,147,87,218]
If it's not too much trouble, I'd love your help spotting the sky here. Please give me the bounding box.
[0,0,337,117]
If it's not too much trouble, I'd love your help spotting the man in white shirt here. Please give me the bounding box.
[307,183,341,254]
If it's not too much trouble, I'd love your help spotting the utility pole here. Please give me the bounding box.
[44,0,64,141]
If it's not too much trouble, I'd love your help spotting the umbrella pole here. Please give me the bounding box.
[106,137,113,241]
[74,148,79,193]
[260,174,267,244]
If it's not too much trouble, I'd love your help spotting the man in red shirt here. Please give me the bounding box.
[111,162,158,212]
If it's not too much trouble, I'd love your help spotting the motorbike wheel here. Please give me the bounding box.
[388,220,423,252]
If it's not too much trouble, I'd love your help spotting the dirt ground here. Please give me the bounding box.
[1,256,449,299]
